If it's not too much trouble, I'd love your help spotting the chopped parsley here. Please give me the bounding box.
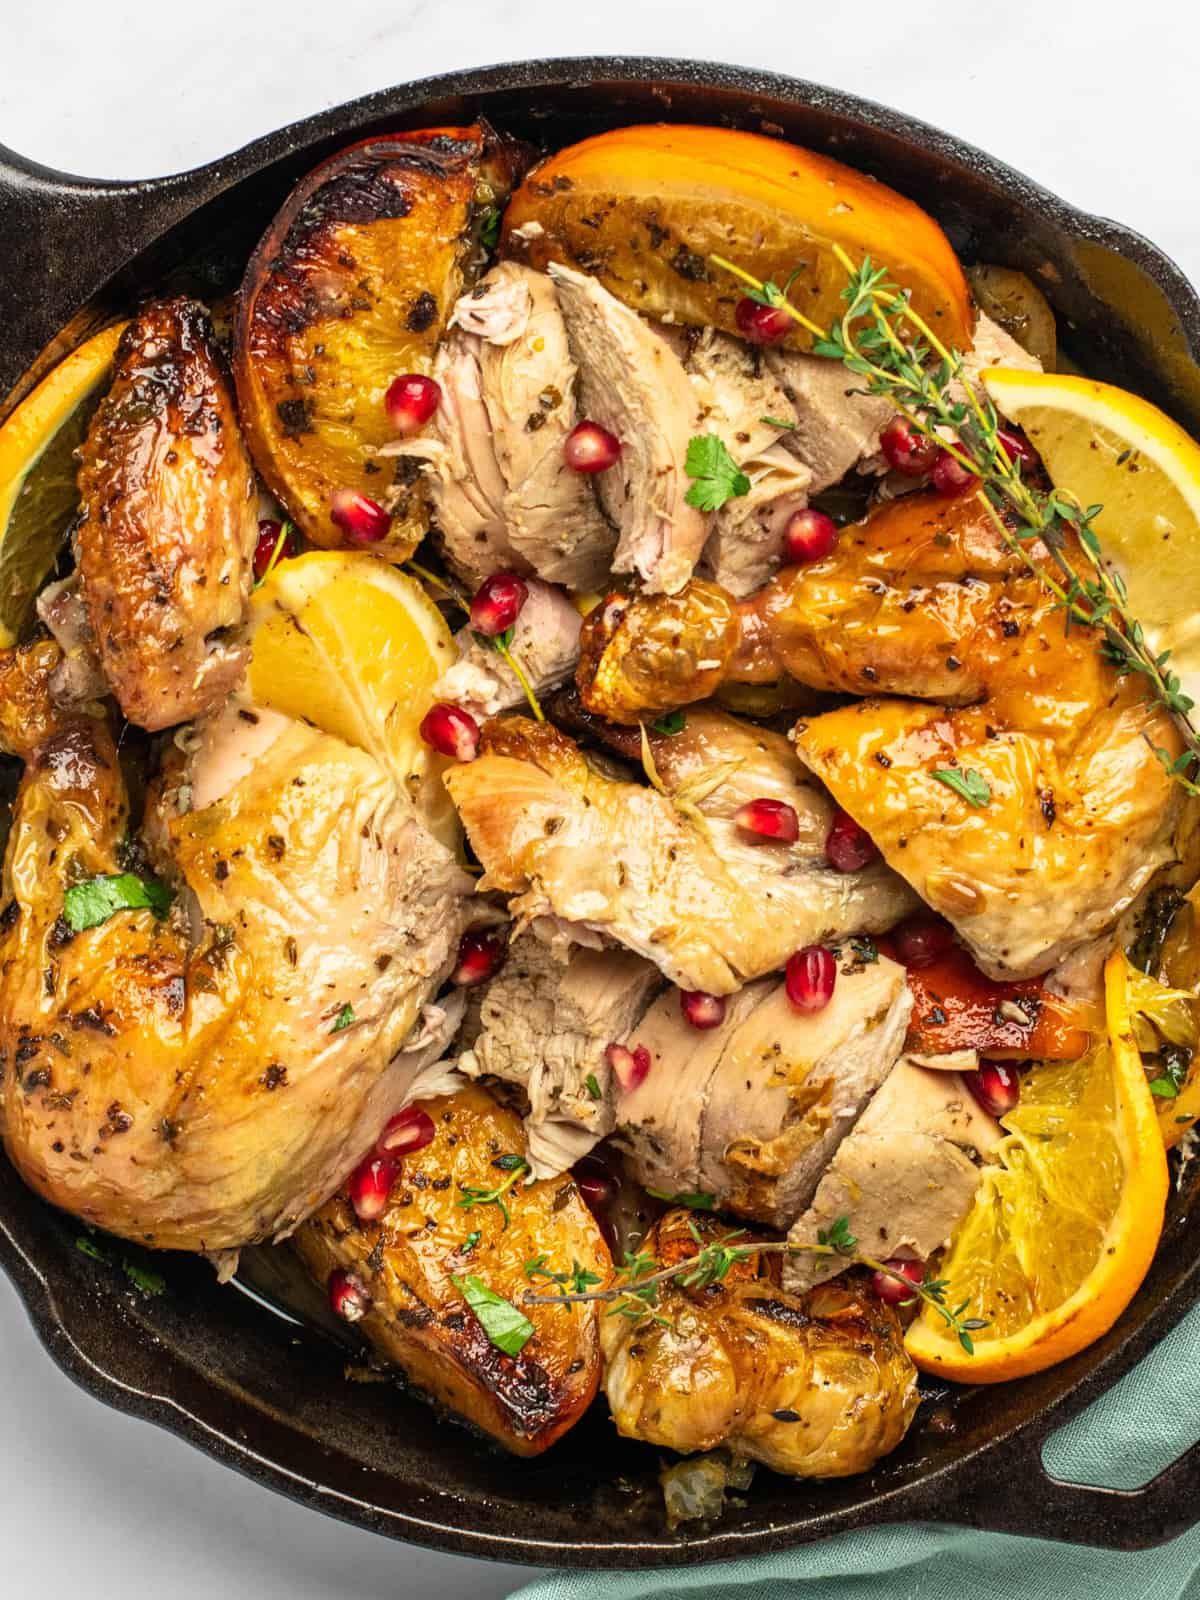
[931,768,991,808]
[76,1235,166,1297]
[584,1073,603,1101]
[479,206,503,250]
[452,1274,534,1356]
[651,710,687,736]
[330,1004,355,1033]
[684,434,751,513]
[63,873,173,933]
[1148,1042,1191,1099]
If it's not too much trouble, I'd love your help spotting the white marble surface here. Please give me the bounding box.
[1,2,1198,1596]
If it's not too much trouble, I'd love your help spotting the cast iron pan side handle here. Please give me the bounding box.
[928,1426,1200,1550]
[0,141,239,399]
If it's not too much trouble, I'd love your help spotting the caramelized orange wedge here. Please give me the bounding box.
[502,123,973,352]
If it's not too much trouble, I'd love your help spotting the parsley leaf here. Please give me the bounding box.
[647,1188,717,1211]
[584,1073,603,1101]
[479,206,503,250]
[330,1004,355,1033]
[932,768,991,808]
[63,873,173,933]
[452,1273,534,1356]
[651,710,687,736]
[684,435,751,513]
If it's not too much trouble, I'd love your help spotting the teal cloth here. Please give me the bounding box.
[510,1300,1200,1600]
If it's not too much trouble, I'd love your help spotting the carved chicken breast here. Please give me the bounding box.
[293,1084,609,1456]
[445,715,913,994]
[601,1211,919,1477]
[0,649,472,1250]
[431,578,583,721]
[74,298,258,731]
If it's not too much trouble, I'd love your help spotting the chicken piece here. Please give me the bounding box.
[785,1058,1002,1292]
[616,955,911,1227]
[951,310,1043,403]
[550,264,708,593]
[702,442,813,597]
[74,298,258,731]
[765,351,894,491]
[293,1083,608,1456]
[0,652,472,1250]
[900,938,1093,1059]
[602,1211,919,1477]
[457,937,662,1176]
[446,714,913,994]
[35,575,107,705]
[431,579,582,721]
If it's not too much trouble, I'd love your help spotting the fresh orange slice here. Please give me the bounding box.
[904,950,1168,1382]
[503,124,973,352]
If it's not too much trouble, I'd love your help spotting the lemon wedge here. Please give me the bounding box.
[0,323,126,646]
[983,368,1200,708]
[904,951,1168,1382]
[248,552,460,847]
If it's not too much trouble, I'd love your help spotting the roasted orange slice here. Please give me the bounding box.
[503,123,973,352]
[236,128,513,560]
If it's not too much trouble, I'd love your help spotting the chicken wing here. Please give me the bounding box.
[0,647,472,1250]
[73,298,259,730]
[601,1210,919,1477]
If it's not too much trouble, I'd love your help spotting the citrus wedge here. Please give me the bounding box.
[247,551,460,848]
[904,950,1168,1382]
[503,124,974,352]
[0,322,126,646]
[983,368,1200,708]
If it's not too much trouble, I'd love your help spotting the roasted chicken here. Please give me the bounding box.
[601,1210,919,1476]
[68,299,258,731]
[0,645,471,1250]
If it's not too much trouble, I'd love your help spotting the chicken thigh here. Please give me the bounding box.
[0,644,472,1250]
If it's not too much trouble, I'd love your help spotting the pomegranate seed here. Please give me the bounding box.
[330,488,390,544]
[783,508,838,565]
[470,572,528,637]
[329,1267,370,1322]
[252,518,298,581]
[734,295,792,345]
[680,990,727,1030]
[564,419,622,473]
[385,373,441,436]
[825,809,880,873]
[452,926,506,987]
[996,427,1037,473]
[378,1105,437,1157]
[348,1152,401,1222]
[872,1257,925,1305]
[734,798,800,844]
[786,945,837,1013]
[879,415,938,478]
[419,702,479,761]
[891,914,955,970]
[966,1060,1020,1118]
[930,449,975,498]
[607,1041,651,1093]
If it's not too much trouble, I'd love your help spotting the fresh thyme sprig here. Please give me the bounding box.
[522,1216,988,1356]
[709,251,1200,797]
[404,559,545,722]
[457,1153,530,1229]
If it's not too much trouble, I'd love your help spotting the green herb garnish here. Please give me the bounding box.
[63,873,173,933]
[330,1004,355,1033]
[651,710,687,736]
[457,1155,529,1229]
[584,1073,603,1101]
[1149,1043,1191,1099]
[461,1230,482,1255]
[932,768,991,808]
[647,1188,717,1211]
[452,1274,534,1356]
[684,434,751,513]
[479,207,503,251]
[761,415,797,431]
[76,1235,165,1297]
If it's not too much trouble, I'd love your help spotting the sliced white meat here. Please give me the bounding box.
[458,937,662,1177]
[35,574,107,705]
[550,263,708,594]
[951,310,1043,406]
[702,442,813,596]
[614,957,911,1228]
[784,1058,1004,1292]
[766,351,895,492]
[432,578,582,720]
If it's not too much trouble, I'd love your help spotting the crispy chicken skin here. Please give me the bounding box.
[601,1211,918,1476]
[0,647,471,1250]
[445,714,912,994]
[75,298,258,731]
[293,1084,608,1455]
[578,492,1182,978]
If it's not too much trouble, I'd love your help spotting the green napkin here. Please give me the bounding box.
[511,1300,1200,1600]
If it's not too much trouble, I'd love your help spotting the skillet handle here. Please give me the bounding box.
[0,141,227,401]
[932,1427,1200,1550]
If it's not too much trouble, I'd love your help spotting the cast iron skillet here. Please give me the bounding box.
[3,56,1200,1569]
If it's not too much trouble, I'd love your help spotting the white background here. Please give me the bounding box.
[2,3,1198,1596]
